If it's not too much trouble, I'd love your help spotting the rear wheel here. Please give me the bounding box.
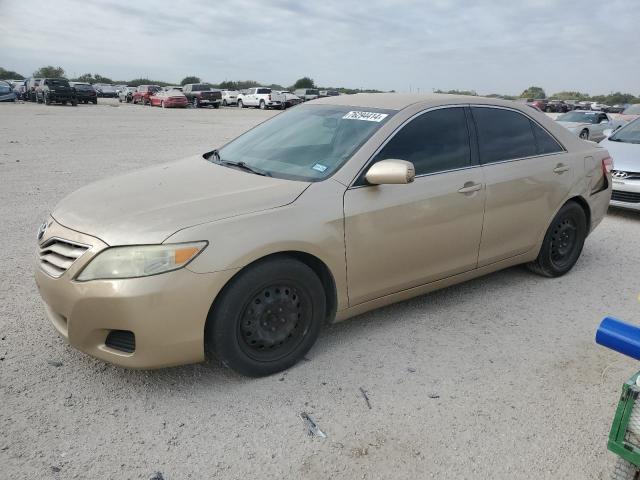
[259,100,266,110]
[527,201,587,277]
[579,129,589,140]
[206,257,326,377]
[222,99,227,106]
[61,100,67,105]
[92,99,97,104]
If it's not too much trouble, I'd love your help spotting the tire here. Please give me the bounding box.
[92,99,97,105]
[71,99,77,106]
[259,100,266,110]
[611,457,639,480]
[237,99,243,108]
[213,103,220,109]
[222,99,227,106]
[579,129,589,140]
[61,100,67,105]
[206,256,326,377]
[527,201,587,277]
[192,97,199,108]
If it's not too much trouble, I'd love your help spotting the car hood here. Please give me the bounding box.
[600,139,640,172]
[52,155,310,245]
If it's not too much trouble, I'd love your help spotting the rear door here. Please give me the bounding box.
[471,106,573,267]
[344,106,486,305]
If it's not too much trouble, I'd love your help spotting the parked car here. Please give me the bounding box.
[10,80,25,99]
[71,82,97,104]
[272,90,302,109]
[616,104,640,123]
[35,78,78,106]
[25,78,42,102]
[530,99,547,111]
[149,89,188,108]
[556,110,615,141]
[605,104,626,114]
[132,85,161,105]
[294,88,320,101]
[545,100,569,113]
[182,83,222,108]
[600,117,640,211]
[319,90,340,98]
[237,87,281,109]
[221,89,239,106]
[162,85,183,92]
[117,86,137,103]
[0,80,17,102]
[34,94,612,376]
[94,84,117,98]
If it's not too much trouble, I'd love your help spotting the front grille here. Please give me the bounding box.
[612,171,640,181]
[612,190,640,204]
[38,238,90,278]
[105,330,135,353]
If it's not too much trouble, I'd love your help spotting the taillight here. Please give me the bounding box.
[602,156,614,174]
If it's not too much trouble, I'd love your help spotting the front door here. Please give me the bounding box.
[344,106,486,306]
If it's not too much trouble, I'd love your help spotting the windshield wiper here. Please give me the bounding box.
[207,149,271,176]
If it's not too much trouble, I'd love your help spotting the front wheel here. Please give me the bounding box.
[222,99,227,106]
[206,257,326,377]
[611,457,639,480]
[237,99,243,108]
[527,201,587,277]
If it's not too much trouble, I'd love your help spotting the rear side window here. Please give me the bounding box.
[257,88,271,94]
[472,107,537,163]
[530,121,563,154]
[373,107,471,176]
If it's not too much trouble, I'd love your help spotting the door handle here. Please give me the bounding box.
[553,164,570,174]
[457,183,483,194]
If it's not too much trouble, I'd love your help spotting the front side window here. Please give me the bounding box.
[472,107,537,163]
[257,88,271,94]
[217,105,394,181]
[371,107,471,176]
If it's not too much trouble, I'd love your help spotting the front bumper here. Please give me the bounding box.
[34,219,238,368]
[611,177,640,211]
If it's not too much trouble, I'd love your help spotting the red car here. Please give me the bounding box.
[132,85,161,105]
[149,89,188,108]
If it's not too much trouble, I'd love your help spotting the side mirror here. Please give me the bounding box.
[600,119,609,124]
[365,159,415,185]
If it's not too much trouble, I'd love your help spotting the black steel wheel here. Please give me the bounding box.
[527,201,587,277]
[206,256,326,377]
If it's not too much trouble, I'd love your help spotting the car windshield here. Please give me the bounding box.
[557,111,599,123]
[191,84,210,91]
[48,79,69,87]
[609,118,640,144]
[216,104,394,182]
[74,84,93,90]
[623,104,640,115]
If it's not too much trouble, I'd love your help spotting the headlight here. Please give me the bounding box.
[76,242,207,281]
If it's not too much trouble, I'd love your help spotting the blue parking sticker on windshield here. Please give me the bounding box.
[343,111,389,122]
[312,163,328,172]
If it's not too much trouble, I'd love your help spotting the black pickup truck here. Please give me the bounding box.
[36,78,78,106]
[182,83,222,108]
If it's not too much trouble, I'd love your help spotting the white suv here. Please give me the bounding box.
[237,87,282,109]
[221,89,239,106]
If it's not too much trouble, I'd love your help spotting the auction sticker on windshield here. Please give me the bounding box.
[343,111,389,122]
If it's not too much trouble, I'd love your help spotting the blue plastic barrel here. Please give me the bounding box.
[596,317,640,361]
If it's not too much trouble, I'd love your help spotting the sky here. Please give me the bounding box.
[1,0,639,96]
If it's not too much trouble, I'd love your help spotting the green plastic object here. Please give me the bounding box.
[609,371,640,466]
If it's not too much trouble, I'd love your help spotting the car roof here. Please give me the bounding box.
[311,93,538,112]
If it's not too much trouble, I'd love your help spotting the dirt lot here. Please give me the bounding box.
[1,99,639,479]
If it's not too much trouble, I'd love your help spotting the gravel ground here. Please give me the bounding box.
[1,99,639,479]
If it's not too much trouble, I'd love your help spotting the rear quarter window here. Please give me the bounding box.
[530,122,564,155]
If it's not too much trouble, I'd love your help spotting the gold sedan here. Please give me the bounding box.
[35,94,613,376]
